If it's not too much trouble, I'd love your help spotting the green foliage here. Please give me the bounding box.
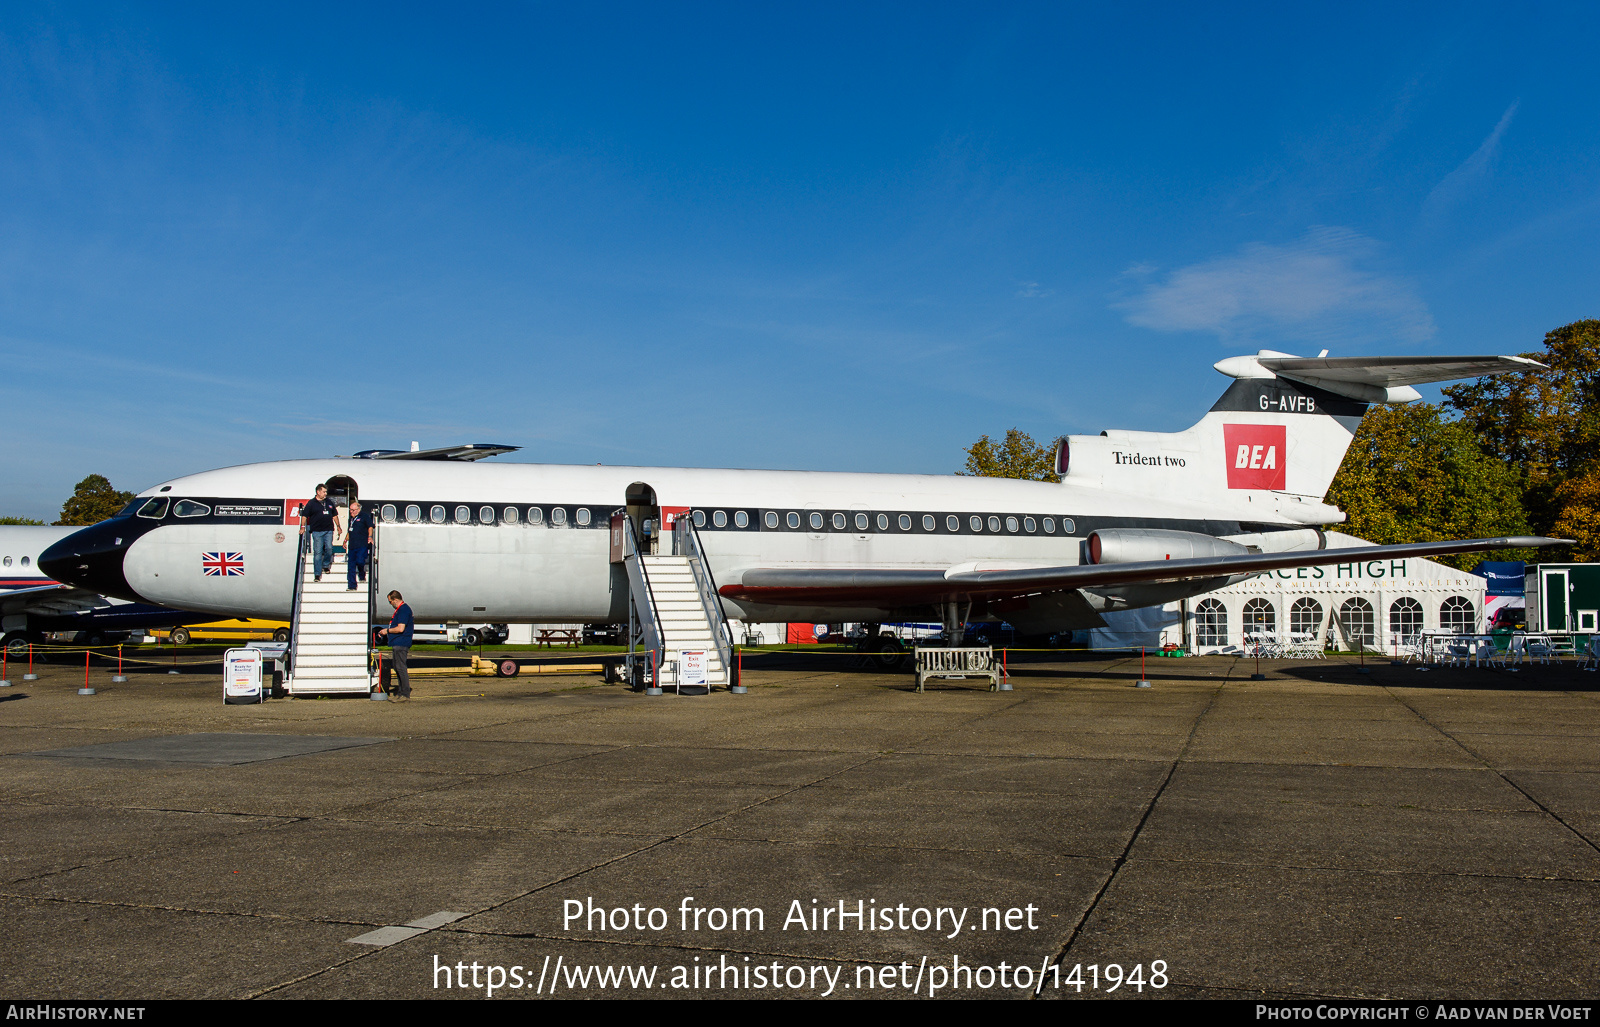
[1441,319,1600,545]
[0,516,45,525]
[55,475,135,526]
[1326,404,1533,569]
[959,428,1061,482]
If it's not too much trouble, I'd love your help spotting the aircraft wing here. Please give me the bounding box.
[1258,354,1544,390]
[720,536,1566,607]
[0,583,111,617]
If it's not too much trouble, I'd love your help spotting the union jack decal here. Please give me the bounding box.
[202,552,245,577]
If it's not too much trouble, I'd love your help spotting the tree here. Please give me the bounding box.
[959,429,1061,482]
[55,475,135,526]
[1441,319,1600,542]
[1325,403,1533,569]
[1550,467,1600,562]
[0,516,44,525]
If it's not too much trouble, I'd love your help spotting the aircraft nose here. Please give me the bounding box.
[38,522,142,602]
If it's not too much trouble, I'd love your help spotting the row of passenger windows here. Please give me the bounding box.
[378,504,593,527]
[701,509,1077,535]
[371,504,1080,535]
[1193,596,1477,647]
[1,555,32,568]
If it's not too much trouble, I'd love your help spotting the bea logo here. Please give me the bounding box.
[1223,424,1286,490]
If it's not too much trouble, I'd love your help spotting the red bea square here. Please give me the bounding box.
[1223,424,1286,490]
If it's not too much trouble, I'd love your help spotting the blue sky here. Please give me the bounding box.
[2,2,1596,518]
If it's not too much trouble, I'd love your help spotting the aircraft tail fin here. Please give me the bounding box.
[1050,351,1542,522]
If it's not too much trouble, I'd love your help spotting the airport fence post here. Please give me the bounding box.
[1,644,9,687]
[112,645,126,683]
[169,647,179,675]
[78,648,95,696]
[1136,646,1151,688]
[24,642,37,681]
[1251,642,1266,680]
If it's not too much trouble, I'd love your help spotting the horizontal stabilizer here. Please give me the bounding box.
[1258,354,1545,389]
[721,536,1568,607]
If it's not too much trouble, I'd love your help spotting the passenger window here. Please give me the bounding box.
[787,512,801,529]
[1062,518,1076,534]
[576,508,591,526]
[712,510,727,528]
[503,507,519,524]
[381,504,397,523]
[173,500,210,518]
[1023,516,1036,532]
[971,515,984,532]
[19,557,28,567]
[832,512,847,530]
[527,507,544,525]
[809,512,824,530]
[734,511,749,528]
[854,513,868,531]
[1042,517,1055,533]
[693,510,706,527]
[479,506,495,524]
[455,505,471,524]
[430,505,446,524]
[551,507,568,526]
[405,505,421,523]
[901,514,913,531]
[765,511,779,528]
[136,497,169,519]
[945,515,959,531]
[2,556,9,567]
[876,513,888,531]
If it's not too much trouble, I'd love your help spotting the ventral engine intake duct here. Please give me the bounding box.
[1088,528,1250,565]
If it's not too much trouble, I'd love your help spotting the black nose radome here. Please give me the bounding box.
[38,521,142,602]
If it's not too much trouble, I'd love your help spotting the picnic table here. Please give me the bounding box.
[535,629,580,648]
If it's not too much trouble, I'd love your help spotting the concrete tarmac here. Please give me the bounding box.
[0,651,1596,1000]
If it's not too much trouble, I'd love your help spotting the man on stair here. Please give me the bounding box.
[300,484,338,582]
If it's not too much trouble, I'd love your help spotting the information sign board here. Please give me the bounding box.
[224,647,263,704]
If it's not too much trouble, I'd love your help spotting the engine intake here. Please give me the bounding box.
[1088,528,1250,565]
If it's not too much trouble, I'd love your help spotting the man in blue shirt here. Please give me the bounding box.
[345,499,375,591]
[299,484,338,582]
[377,589,414,700]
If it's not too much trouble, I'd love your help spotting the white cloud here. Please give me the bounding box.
[1423,102,1518,217]
[1116,227,1435,345]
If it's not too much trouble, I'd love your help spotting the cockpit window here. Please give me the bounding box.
[116,500,142,518]
[136,497,169,520]
[173,500,211,518]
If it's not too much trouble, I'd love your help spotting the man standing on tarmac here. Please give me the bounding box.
[300,484,338,582]
[377,590,414,700]
[345,499,374,591]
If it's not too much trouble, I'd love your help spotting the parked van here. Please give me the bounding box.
[151,619,291,645]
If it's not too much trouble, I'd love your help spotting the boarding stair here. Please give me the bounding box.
[285,531,377,695]
[616,514,735,691]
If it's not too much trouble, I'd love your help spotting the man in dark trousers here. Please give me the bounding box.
[345,499,374,591]
[299,484,338,582]
[377,589,414,700]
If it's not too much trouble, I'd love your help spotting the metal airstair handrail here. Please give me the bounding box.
[674,515,736,683]
[366,522,380,682]
[285,528,310,676]
[622,515,665,682]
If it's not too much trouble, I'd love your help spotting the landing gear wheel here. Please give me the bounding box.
[869,637,906,671]
[3,632,30,658]
[462,628,482,646]
[170,627,191,645]
[273,628,291,643]
[495,659,520,678]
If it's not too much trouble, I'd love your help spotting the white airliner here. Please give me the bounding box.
[38,352,1564,661]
